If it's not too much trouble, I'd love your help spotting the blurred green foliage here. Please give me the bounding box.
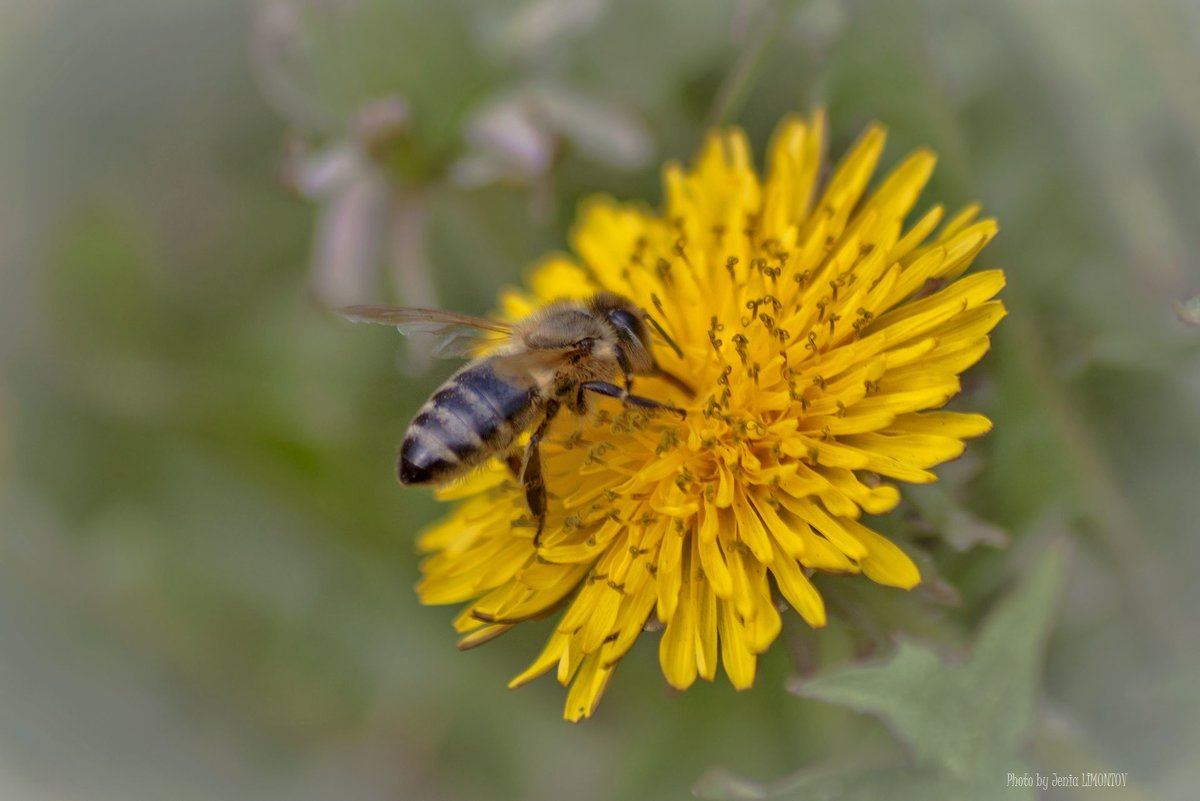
[699,547,1064,801]
[1,1,1198,800]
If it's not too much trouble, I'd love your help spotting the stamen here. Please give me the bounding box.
[656,429,679,455]
[674,237,691,266]
[732,332,749,364]
[675,467,695,491]
[656,258,673,285]
[828,311,841,335]
[584,442,612,465]
[632,235,649,264]
[743,212,760,239]
[851,307,874,337]
[717,366,733,408]
[708,315,724,352]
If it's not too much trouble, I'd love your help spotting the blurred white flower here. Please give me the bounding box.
[489,0,610,58]
[255,0,654,362]
[451,84,652,220]
[282,98,437,371]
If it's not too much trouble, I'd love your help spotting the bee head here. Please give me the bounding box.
[589,292,656,373]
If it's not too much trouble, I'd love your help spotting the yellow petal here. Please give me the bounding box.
[842,518,921,589]
[731,486,774,563]
[656,520,685,623]
[768,539,827,627]
[889,411,993,439]
[697,519,735,599]
[509,630,569,688]
[839,432,966,470]
[576,580,624,653]
[778,496,869,561]
[564,653,614,722]
[457,623,514,650]
[748,490,807,558]
[873,269,1006,333]
[718,599,756,690]
[694,566,719,680]
[659,546,698,689]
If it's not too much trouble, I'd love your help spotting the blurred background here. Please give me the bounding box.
[2,0,1199,799]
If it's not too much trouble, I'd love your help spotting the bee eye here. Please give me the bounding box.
[608,309,641,338]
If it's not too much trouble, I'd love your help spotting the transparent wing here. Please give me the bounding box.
[338,305,513,359]
[488,348,574,386]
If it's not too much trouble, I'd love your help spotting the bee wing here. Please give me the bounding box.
[488,347,575,385]
[339,305,514,359]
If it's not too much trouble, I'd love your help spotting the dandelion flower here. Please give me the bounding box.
[416,110,1005,721]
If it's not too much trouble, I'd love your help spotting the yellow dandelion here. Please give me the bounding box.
[416,110,1004,721]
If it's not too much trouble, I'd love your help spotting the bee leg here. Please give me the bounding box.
[580,381,687,419]
[504,451,523,479]
[620,350,694,399]
[616,352,635,392]
[522,400,560,547]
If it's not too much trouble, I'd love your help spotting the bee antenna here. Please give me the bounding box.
[642,312,684,360]
[654,366,695,398]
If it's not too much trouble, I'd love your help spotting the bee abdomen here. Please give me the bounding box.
[399,364,533,485]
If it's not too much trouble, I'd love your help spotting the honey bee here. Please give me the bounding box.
[341,292,692,543]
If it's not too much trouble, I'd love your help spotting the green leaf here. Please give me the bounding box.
[696,763,1010,801]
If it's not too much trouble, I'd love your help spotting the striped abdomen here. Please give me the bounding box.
[399,360,537,485]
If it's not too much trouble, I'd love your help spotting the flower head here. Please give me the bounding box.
[417,111,1005,721]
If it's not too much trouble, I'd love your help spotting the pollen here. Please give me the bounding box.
[416,110,1005,721]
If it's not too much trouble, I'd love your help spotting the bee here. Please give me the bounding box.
[341,292,692,543]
